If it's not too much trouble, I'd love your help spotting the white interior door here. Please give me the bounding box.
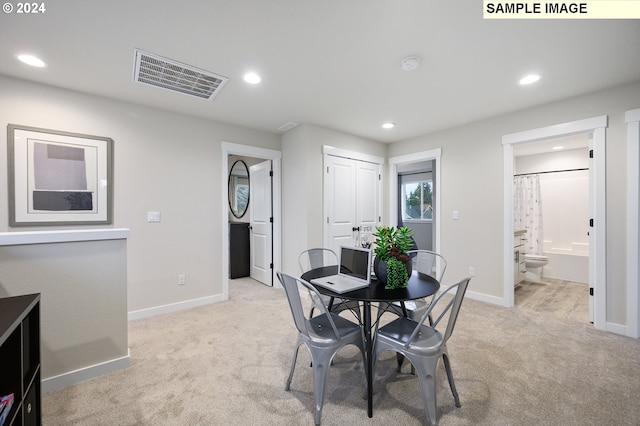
[250,160,272,286]
[325,155,357,254]
[356,161,381,232]
[324,155,381,254]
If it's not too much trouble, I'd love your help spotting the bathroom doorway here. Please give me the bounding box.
[512,134,590,323]
[502,115,607,330]
[221,142,282,299]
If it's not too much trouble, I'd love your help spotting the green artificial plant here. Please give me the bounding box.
[372,225,414,289]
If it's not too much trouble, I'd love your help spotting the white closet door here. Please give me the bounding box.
[356,160,381,231]
[250,160,272,286]
[325,155,357,254]
[324,155,381,255]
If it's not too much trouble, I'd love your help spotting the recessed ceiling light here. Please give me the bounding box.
[382,122,395,129]
[243,72,261,84]
[519,74,541,85]
[552,146,564,150]
[17,54,47,68]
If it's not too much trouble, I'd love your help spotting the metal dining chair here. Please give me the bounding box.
[376,250,447,324]
[277,272,367,425]
[298,248,361,320]
[373,276,472,426]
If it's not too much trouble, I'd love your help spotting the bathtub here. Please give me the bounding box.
[541,242,589,284]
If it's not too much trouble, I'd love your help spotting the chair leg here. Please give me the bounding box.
[412,356,441,426]
[311,349,334,426]
[285,345,301,391]
[442,352,461,407]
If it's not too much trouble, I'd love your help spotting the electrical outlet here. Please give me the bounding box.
[469,267,476,277]
[178,274,186,285]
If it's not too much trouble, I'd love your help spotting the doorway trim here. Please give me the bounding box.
[388,148,442,255]
[221,142,282,297]
[502,115,607,330]
[626,108,640,338]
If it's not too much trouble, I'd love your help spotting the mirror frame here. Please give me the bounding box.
[228,160,250,219]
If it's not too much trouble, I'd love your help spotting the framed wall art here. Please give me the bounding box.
[7,124,113,226]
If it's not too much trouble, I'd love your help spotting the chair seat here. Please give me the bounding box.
[308,314,362,344]
[377,317,443,354]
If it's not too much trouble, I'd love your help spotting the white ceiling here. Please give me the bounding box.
[1,2,639,143]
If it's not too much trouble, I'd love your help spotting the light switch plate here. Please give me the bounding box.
[147,211,161,223]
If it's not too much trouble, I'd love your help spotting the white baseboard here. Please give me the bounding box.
[128,294,224,321]
[42,350,130,393]
[465,289,505,306]
[606,321,628,337]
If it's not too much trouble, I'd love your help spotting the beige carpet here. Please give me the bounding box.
[42,277,640,425]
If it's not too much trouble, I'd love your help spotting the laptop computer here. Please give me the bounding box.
[311,246,372,294]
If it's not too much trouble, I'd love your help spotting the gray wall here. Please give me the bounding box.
[388,80,640,326]
[0,237,127,390]
[0,74,280,385]
[281,124,386,274]
[0,75,280,314]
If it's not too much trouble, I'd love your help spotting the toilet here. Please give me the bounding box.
[523,254,549,282]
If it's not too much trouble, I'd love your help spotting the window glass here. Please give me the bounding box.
[401,176,433,221]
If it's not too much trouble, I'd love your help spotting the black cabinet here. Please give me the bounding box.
[229,222,250,278]
[0,294,41,426]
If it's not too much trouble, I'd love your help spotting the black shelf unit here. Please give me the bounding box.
[0,294,41,426]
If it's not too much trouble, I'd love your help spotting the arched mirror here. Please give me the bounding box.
[228,160,250,218]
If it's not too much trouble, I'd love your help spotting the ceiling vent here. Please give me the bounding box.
[133,49,228,100]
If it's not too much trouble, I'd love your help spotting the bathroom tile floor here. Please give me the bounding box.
[515,277,590,324]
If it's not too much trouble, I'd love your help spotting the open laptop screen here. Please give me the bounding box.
[339,246,371,281]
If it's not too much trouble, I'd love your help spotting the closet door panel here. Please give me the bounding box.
[356,161,380,228]
[324,155,380,254]
[325,156,357,254]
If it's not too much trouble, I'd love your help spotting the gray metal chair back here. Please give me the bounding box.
[277,272,366,425]
[376,250,447,325]
[409,249,447,282]
[298,248,361,320]
[373,276,472,426]
[298,248,338,273]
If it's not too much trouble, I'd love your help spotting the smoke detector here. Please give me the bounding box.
[133,49,228,100]
[401,56,421,71]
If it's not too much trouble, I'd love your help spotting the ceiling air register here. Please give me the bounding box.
[133,49,228,100]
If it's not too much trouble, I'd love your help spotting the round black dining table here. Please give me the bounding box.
[301,265,440,418]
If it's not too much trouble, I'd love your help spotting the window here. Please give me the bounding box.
[401,173,433,221]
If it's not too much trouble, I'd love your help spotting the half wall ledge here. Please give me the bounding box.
[0,228,130,245]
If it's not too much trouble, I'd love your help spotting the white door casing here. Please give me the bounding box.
[250,160,273,286]
[625,108,640,339]
[502,115,607,331]
[388,149,442,256]
[588,136,595,322]
[221,142,282,298]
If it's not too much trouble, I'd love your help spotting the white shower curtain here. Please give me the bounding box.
[514,175,543,255]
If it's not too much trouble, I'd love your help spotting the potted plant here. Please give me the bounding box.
[372,225,414,289]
